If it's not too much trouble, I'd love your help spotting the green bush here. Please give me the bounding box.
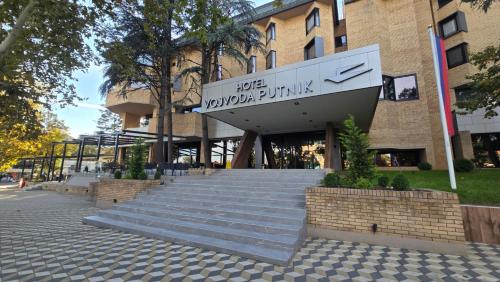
[138,171,148,180]
[454,159,474,172]
[114,170,122,179]
[154,170,162,180]
[391,174,410,191]
[127,139,147,179]
[417,162,432,171]
[323,172,341,187]
[377,175,390,187]
[354,177,372,189]
[339,115,376,184]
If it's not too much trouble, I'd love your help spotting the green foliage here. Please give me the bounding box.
[454,159,475,172]
[114,170,122,179]
[417,162,433,171]
[354,177,373,189]
[339,115,376,184]
[138,171,148,180]
[0,0,101,137]
[154,170,162,180]
[391,174,410,191]
[127,139,147,180]
[96,109,122,134]
[377,175,390,187]
[323,172,341,187]
[461,0,498,12]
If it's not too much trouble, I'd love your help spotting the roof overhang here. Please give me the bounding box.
[201,44,382,134]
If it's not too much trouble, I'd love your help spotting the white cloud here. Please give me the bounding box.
[75,102,105,110]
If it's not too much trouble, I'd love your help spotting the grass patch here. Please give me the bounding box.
[376,169,500,206]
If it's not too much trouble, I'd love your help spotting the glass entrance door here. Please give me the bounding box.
[264,131,325,169]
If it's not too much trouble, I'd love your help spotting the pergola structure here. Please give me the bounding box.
[17,130,173,181]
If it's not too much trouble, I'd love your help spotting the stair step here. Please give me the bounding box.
[97,209,299,249]
[142,191,304,206]
[136,194,306,214]
[155,186,305,199]
[173,179,318,188]
[83,215,294,265]
[113,204,301,235]
[163,182,308,192]
[121,201,305,226]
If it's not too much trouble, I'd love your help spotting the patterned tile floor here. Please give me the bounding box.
[0,185,499,282]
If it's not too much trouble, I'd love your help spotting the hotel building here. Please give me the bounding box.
[106,0,500,169]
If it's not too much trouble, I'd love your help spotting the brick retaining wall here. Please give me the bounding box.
[95,179,161,208]
[306,187,465,244]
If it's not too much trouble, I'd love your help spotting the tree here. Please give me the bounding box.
[339,115,376,184]
[0,0,101,137]
[126,139,147,179]
[455,0,499,117]
[96,109,122,134]
[0,109,72,172]
[461,0,498,12]
[98,0,184,164]
[456,44,499,118]
[179,0,265,165]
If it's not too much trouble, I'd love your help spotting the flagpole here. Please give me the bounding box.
[427,26,457,190]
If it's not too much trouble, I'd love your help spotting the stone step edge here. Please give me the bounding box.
[97,209,300,248]
[82,215,293,266]
[143,191,305,205]
[120,201,305,226]
[113,204,303,233]
[156,187,305,197]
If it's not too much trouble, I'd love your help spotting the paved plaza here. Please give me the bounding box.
[0,185,499,282]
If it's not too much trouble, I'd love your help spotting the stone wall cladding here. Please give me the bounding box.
[95,179,161,206]
[306,187,465,243]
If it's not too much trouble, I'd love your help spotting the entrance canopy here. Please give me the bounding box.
[202,44,382,134]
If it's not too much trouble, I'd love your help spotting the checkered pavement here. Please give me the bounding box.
[1,187,499,281]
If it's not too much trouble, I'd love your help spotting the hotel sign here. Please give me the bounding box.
[202,44,382,113]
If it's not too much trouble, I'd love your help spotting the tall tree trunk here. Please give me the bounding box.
[165,0,174,164]
[0,0,37,60]
[156,93,166,164]
[200,46,211,167]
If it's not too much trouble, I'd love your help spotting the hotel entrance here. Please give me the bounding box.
[263,131,326,169]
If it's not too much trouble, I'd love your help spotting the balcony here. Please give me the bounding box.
[148,112,203,138]
[106,89,156,116]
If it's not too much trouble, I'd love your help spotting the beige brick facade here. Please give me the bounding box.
[306,187,466,243]
[105,0,499,168]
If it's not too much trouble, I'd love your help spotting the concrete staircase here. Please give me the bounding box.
[83,169,324,265]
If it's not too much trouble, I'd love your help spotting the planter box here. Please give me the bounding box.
[306,187,466,255]
[95,179,161,208]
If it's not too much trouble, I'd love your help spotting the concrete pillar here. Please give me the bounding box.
[232,130,258,169]
[325,123,342,171]
[254,136,263,168]
[455,131,474,160]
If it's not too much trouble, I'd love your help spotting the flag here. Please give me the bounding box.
[434,35,455,137]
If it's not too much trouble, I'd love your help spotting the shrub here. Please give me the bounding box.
[339,115,376,184]
[138,171,148,180]
[454,159,474,172]
[377,175,390,187]
[391,174,410,191]
[323,173,341,187]
[154,170,162,180]
[127,139,147,179]
[354,177,372,189]
[114,170,122,179]
[417,162,432,171]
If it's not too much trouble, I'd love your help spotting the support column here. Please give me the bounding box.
[262,138,277,169]
[29,158,36,181]
[20,159,26,179]
[59,143,67,182]
[454,131,474,160]
[325,123,342,171]
[254,135,263,169]
[231,130,258,169]
[96,136,103,161]
[47,143,55,179]
[222,140,227,168]
[113,134,120,172]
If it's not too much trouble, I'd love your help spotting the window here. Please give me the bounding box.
[216,64,222,81]
[375,149,422,167]
[266,23,276,43]
[180,105,201,113]
[439,11,467,38]
[304,37,324,60]
[334,35,347,48]
[306,8,320,34]
[455,85,475,103]
[437,0,453,8]
[247,56,256,74]
[266,50,276,70]
[335,0,344,22]
[446,43,468,68]
[378,74,419,101]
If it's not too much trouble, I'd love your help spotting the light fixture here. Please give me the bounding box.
[229,111,235,114]
[256,125,261,128]
[245,119,249,122]
[309,120,313,122]
[294,101,300,106]
[302,112,307,115]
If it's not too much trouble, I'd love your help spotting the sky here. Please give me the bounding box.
[57,0,274,138]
